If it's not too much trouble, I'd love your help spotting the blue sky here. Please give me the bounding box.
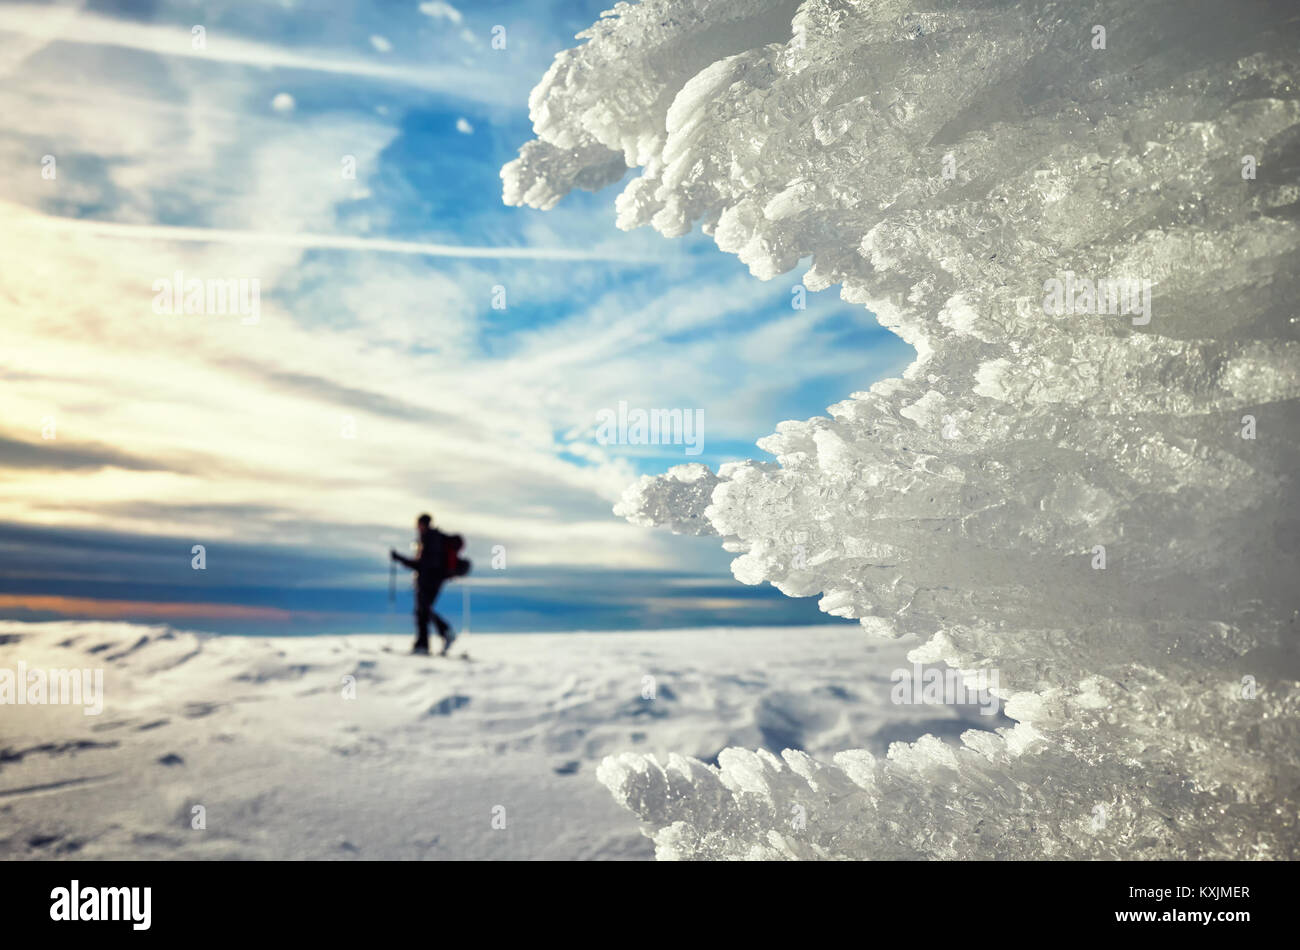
[0,0,911,634]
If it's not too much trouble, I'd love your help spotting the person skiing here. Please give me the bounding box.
[390,513,463,655]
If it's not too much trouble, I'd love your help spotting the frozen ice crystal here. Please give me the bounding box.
[506,0,1300,859]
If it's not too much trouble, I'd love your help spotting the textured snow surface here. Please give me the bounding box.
[0,621,972,859]
[505,0,1300,859]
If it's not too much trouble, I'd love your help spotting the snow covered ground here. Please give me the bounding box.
[0,621,1000,860]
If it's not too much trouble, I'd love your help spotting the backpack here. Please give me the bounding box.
[445,535,472,579]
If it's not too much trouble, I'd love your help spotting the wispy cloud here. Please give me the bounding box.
[0,4,514,103]
[23,214,659,263]
[418,2,464,26]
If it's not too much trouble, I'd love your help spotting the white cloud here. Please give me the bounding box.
[0,196,678,569]
[369,35,392,54]
[0,4,515,105]
[455,117,473,134]
[418,2,463,25]
[27,216,657,263]
[270,92,295,112]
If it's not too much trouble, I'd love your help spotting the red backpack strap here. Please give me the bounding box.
[445,534,463,575]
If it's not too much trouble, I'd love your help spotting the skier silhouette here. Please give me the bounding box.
[390,513,465,655]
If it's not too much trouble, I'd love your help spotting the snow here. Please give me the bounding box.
[0,621,997,859]
[504,0,1300,859]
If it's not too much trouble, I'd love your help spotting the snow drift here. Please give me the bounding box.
[504,0,1300,859]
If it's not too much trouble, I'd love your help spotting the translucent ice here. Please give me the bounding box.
[505,0,1300,859]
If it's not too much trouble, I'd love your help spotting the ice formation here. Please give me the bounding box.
[503,0,1300,859]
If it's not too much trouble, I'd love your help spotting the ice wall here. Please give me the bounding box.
[503,0,1300,859]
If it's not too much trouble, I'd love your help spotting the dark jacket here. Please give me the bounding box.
[394,528,458,593]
